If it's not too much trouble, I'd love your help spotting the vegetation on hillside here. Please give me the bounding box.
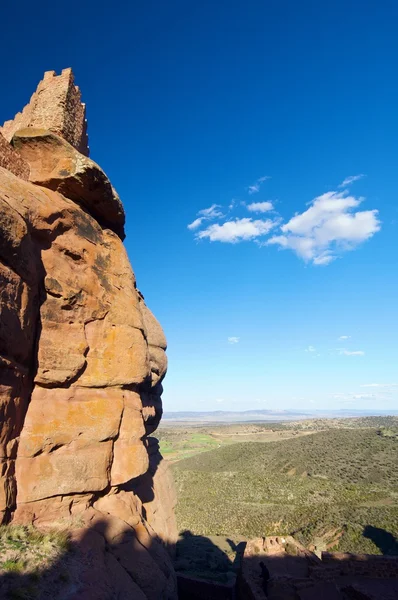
[169,426,398,556]
[377,426,398,440]
[0,526,72,599]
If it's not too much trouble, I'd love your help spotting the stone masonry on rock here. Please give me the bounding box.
[0,132,30,179]
[0,69,177,599]
[1,68,89,156]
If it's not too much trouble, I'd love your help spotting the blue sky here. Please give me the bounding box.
[2,1,397,412]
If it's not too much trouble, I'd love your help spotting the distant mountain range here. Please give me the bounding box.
[163,408,398,422]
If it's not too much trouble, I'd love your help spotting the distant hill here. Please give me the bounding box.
[163,408,398,422]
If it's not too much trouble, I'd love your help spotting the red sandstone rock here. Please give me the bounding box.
[12,129,125,238]
[0,69,177,599]
[0,180,41,520]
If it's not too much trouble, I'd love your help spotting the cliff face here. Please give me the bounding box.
[0,70,177,598]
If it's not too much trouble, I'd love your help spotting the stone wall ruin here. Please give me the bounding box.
[1,68,89,156]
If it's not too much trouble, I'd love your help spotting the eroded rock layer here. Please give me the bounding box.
[0,71,177,598]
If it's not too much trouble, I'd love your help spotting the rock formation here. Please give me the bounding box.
[0,70,177,598]
[241,537,398,599]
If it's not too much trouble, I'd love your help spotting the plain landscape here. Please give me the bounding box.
[157,414,398,579]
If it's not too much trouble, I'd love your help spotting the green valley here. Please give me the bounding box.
[158,418,398,556]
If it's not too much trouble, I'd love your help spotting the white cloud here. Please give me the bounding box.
[305,346,316,352]
[215,398,225,403]
[313,253,335,265]
[339,174,365,188]
[198,204,223,219]
[339,349,365,356]
[187,217,204,230]
[228,337,240,344]
[338,335,351,340]
[247,201,274,213]
[248,185,260,194]
[248,176,270,194]
[360,383,398,388]
[197,218,277,243]
[331,392,373,401]
[267,190,380,265]
[187,204,224,230]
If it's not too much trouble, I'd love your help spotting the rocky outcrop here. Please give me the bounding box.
[12,129,125,239]
[0,70,177,598]
[241,537,398,600]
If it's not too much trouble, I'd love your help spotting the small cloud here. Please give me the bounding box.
[198,204,223,219]
[360,383,398,388]
[313,253,335,265]
[248,176,271,194]
[187,217,204,230]
[247,201,274,213]
[339,349,365,356]
[215,398,225,403]
[197,218,278,243]
[329,391,375,402]
[338,335,351,340]
[187,204,224,231]
[339,174,365,188]
[228,337,240,344]
[305,346,316,352]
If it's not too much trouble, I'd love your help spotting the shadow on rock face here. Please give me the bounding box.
[0,515,176,600]
[173,529,398,600]
[0,442,177,599]
[363,526,398,556]
[1,520,398,599]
